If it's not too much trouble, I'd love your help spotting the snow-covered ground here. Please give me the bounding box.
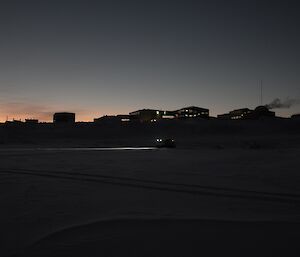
[0,121,300,256]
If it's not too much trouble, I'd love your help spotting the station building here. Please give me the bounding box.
[175,106,209,119]
[129,106,209,122]
[250,106,275,119]
[53,112,75,124]
[94,115,132,124]
[25,119,39,124]
[129,109,165,122]
[217,106,275,120]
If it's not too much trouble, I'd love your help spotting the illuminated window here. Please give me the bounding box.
[162,115,174,119]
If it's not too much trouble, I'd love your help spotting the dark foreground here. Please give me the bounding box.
[14,219,300,257]
[1,120,300,256]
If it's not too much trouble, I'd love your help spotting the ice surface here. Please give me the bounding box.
[0,120,300,256]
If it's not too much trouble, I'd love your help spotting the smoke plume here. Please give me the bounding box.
[266,98,300,109]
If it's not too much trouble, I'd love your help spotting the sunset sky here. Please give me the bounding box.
[0,0,299,121]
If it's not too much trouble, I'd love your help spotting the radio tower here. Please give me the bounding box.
[260,80,263,106]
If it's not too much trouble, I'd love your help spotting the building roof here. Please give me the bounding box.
[176,106,209,111]
[54,112,75,115]
[129,109,162,115]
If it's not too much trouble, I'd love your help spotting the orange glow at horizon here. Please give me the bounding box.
[0,107,133,123]
[0,113,119,123]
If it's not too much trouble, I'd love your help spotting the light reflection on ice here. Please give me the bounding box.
[0,147,157,151]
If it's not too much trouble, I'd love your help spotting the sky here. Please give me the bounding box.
[0,0,299,121]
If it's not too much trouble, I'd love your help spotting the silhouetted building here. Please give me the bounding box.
[162,111,176,119]
[218,108,252,120]
[5,119,23,125]
[250,106,275,119]
[53,112,75,124]
[175,106,209,119]
[25,119,38,124]
[231,108,252,120]
[129,109,164,122]
[218,106,275,120]
[217,113,232,120]
[94,115,118,124]
[129,107,208,122]
[117,115,132,122]
[94,115,131,124]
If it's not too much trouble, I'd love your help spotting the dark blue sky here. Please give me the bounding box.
[0,0,299,121]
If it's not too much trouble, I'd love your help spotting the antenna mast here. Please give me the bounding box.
[260,80,263,106]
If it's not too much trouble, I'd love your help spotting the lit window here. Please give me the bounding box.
[162,115,174,119]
